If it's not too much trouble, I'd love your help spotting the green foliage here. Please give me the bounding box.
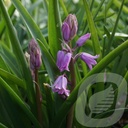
[0,0,128,127]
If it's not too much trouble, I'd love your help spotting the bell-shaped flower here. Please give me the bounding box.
[29,39,42,70]
[62,14,78,43]
[56,50,72,72]
[52,75,70,97]
[80,52,99,70]
[76,33,91,47]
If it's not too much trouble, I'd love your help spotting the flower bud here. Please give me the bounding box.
[56,50,72,72]
[80,52,99,70]
[29,39,42,70]
[76,33,91,47]
[52,75,70,97]
[62,22,70,42]
[62,14,78,43]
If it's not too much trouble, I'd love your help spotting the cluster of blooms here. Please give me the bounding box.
[52,14,99,97]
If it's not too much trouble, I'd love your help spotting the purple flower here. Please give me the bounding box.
[76,33,91,47]
[62,22,70,42]
[52,75,70,97]
[62,14,78,43]
[80,53,99,70]
[29,39,42,70]
[56,50,72,72]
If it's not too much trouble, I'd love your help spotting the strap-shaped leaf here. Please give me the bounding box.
[0,0,36,114]
[0,68,26,89]
[0,77,41,128]
[0,123,8,128]
[83,0,101,57]
[48,0,62,59]
[0,4,15,37]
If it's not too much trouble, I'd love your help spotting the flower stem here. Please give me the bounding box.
[66,58,76,128]
[34,69,43,126]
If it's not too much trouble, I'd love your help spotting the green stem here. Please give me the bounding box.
[59,0,68,16]
[106,0,125,54]
[66,58,76,128]
[34,69,43,126]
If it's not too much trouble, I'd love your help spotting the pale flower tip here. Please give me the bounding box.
[43,83,51,88]
[95,54,100,59]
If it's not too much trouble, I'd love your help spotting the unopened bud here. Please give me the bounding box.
[29,39,42,70]
[62,14,78,43]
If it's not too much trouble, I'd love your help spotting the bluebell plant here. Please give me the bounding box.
[28,14,99,128]
[52,14,99,98]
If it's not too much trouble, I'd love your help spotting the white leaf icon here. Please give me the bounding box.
[89,85,114,117]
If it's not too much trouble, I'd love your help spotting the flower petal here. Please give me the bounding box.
[62,22,70,42]
[76,33,91,47]
[80,53,99,70]
[52,75,70,97]
[56,50,72,72]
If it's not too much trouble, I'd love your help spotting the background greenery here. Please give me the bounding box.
[0,0,128,128]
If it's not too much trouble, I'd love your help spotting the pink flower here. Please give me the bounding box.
[80,53,99,70]
[56,50,72,72]
[52,75,70,97]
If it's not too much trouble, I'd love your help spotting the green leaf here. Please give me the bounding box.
[106,0,125,54]
[114,49,128,75]
[11,0,48,48]
[0,4,15,37]
[0,123,8,128]
[51,40,128,127]
[37,39,59,81]
[0,77,41,128]
[83,0,101,57]
[44,85,55,122]
[113,0,128,14]
[0,68,26,89]
[0,55,9,71]
[48,0,62,59]
[0,44,22,78]
[93,0,106,20]
[59,0,68,16]
[0,0,36,114]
